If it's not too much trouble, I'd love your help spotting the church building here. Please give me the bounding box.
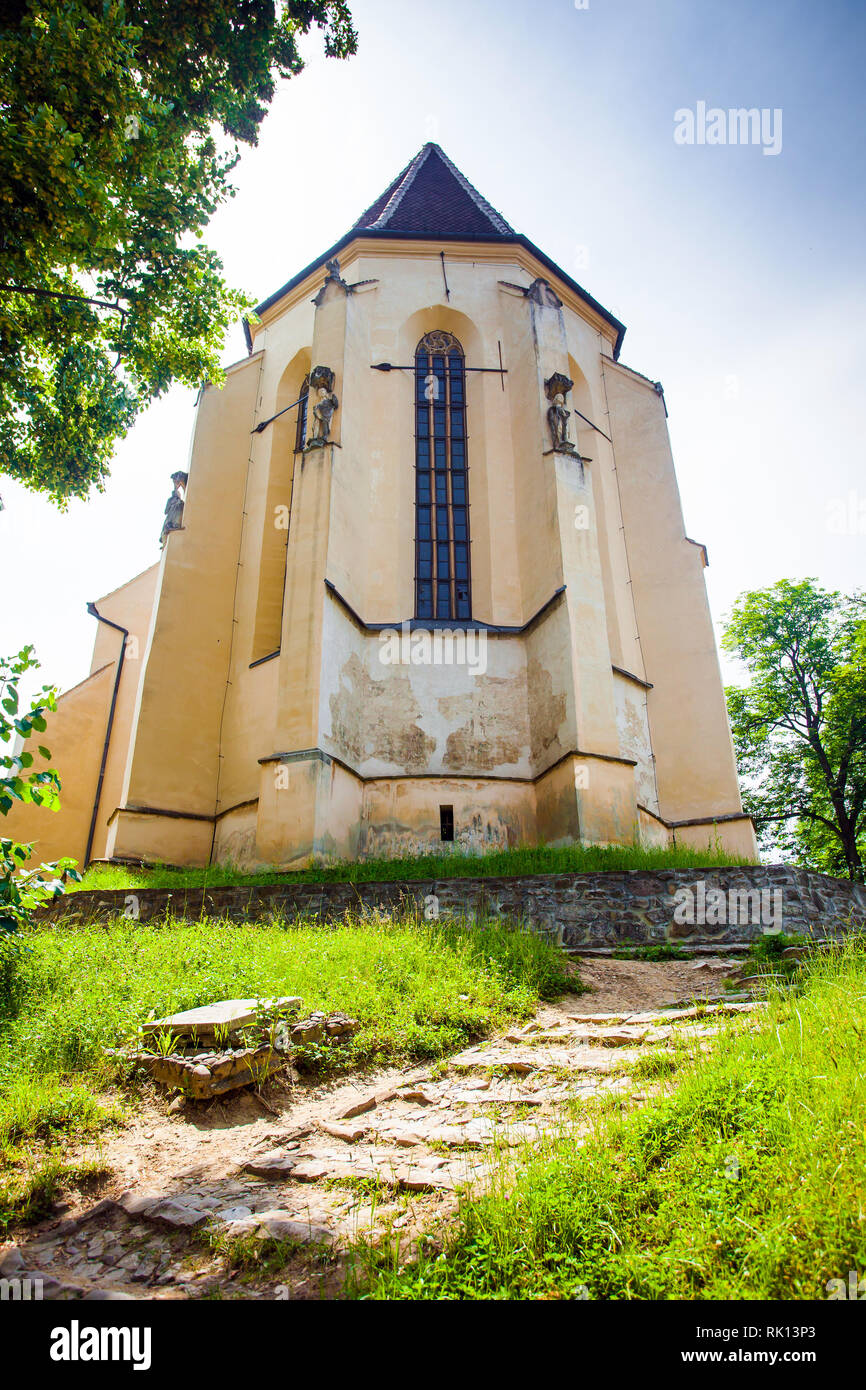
[12,145,757,869]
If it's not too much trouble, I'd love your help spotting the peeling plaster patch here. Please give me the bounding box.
[330,653,436,771]
[321,591,569,782]
[359,795,524,859]
[526,658,567,766]
[455,810,514,852]
[214,821,257,869]
[439,677,528,772]
[613,676,658,813]
[361,817,513,859]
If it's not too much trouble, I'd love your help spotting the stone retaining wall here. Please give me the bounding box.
[36,866,866,949]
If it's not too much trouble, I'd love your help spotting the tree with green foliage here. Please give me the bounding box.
[0,0,356,504]
[1,647,80,931]
[723,579,866,881]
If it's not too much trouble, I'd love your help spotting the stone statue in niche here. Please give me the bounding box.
[544,372,577,453]
[306,365,339,447]
[159,470,188,547]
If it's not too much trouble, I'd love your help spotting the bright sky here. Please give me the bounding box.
[3,0,865,706]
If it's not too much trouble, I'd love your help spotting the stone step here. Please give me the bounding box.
[450,1045,640,1074]
[449,1089,547,1106]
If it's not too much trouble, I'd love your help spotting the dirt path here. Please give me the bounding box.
[0,955,754,1301]
[563,954,741,1016]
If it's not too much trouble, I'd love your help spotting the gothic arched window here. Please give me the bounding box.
[294,375,310,453]
[414,331,470,620]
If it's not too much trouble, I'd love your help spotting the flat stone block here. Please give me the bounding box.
[142,997,301,1041]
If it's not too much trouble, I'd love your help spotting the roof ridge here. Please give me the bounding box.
[349,152,417,231]
[351,143,514,237]
[366,145,434,230]
[423,143,513,235]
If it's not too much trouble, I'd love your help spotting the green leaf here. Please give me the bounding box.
[0,0,357,503]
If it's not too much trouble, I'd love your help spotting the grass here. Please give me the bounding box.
[208,1229,335,1280]
[0,1150,113,1228]
[72,840,751,893]
[352,942,866,1300]
[611,943,690,962]
[0,910,570,1229]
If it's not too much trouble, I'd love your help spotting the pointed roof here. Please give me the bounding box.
[350,143,514,239]
[247,146,626,358]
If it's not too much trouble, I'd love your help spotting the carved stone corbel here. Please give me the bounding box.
[526,277,563,308]
[498,276,563,308]
[312,257,379,305]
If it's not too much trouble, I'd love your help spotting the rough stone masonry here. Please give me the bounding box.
[37,866,866,948]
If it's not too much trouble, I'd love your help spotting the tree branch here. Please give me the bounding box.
[0,284,128,318]
[752,806,844,838]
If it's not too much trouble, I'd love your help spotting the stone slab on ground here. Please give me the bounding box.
[320,1121,370,1143]
[142,997,301,1041]
[450,1044,640,1074]
[219,1209,336,1245]
[450,1088,546,1106]
[244,1150,299,1179]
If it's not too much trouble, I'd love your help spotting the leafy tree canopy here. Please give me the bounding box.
[0,0,356,504]
[723,579,866,881]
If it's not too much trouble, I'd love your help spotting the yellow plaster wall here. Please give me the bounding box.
[4,664,115,866]
[215,654,279,817]
[108,355,262,861]
[6,565,159,866]
[254,753,363,868]
[535,755,582,846]
[674,817,757,860]
[500,284,563,623]
[106,808,213,866]
[575,755,640,847]
[602,357,756,859]
[317,588,582,784]
[250,353,309,664]
[87,565,159,858]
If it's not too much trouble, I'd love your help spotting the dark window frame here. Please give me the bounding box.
[294,375,310,453]
[414,332,471,621]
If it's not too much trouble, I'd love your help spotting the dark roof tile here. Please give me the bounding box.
[351,144,513,238]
